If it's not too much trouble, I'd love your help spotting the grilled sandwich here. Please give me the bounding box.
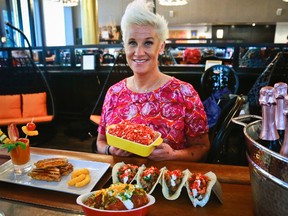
[34,157,68,169]
[29,157,74,182]
[59,163,74,176]
[28,167,62,182]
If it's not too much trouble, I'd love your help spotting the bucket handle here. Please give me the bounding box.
[232,114,262,127]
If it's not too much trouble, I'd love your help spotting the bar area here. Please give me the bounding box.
[0,0,288,216]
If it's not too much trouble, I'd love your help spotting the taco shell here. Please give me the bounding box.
[112,161,139,184]
[185,171,217,207]
[136,165,164,194]
[161,168,190,200]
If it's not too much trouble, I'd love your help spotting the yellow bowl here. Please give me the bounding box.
[106,127,163,157]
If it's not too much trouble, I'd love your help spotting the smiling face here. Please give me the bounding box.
[123,24,165,75]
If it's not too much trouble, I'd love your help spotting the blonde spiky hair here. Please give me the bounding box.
[121,0,169,43]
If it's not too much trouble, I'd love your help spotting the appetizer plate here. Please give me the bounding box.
[0,154,110,195]
[106,131,163,157]
[77,192,155,216]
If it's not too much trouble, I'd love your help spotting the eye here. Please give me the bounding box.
[144,41,153,46]
[128,40,137,46]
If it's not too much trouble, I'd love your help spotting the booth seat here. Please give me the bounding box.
[89,115,101,125]
[0,92,53,126]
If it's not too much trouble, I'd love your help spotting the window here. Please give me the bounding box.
[42,1,66,46]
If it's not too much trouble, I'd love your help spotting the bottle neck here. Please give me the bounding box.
[260,104,279,141]
[275,98,286,130]
[280,114,288,156]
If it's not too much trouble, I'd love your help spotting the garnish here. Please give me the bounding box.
[22,119,38,137]
[26,122,36,131]
[0,141,26,153]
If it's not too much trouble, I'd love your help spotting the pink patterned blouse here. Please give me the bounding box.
[98,77,208,150]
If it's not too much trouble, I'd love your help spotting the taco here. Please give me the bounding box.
[161,168,189,200]
[112,162,139,184]
[136,165,164,194]
[185,171,217,207]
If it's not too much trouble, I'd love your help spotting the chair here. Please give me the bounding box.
[206,94,247,165]
[247,52,288,115]
[201,64,239,100]
[0,51,55,126]
[102,54,116,64]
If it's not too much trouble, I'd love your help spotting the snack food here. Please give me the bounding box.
[59,163,74,176]
[185,171,217,207]
[107,121,156,145]
[28,167,62,182]
[162,168,189,200]
[68,168,91,188]
[71,168,90,178]
[28,157,73,182]
[112,162,139,184]
[136,165,164,194]
[75,174,91,188]
[34,157,69,169]
[68,173,86,186]
[83,183,149,210]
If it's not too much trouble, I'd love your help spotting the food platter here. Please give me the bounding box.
[0,154,110,195]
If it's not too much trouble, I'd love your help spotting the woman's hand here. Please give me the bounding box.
[97,133,131,156]
[148,142,175,161]
[109,146,132,157]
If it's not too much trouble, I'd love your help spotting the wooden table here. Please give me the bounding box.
[0,147,254,216]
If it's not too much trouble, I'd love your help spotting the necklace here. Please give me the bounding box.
[133,75,162,93]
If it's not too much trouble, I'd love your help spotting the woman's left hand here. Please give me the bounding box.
[148,142,175,161]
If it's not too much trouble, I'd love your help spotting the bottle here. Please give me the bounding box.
[0,129,10,144]
[274,82,287,144]
[258,86,281,153]
[280,95,288,157]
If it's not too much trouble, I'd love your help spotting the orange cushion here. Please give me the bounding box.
[90,115,101,125]
[22,92,47,117]
[0,115,54,126]
[0,94,22,119]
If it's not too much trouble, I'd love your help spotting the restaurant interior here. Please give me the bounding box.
[0,0,288,216]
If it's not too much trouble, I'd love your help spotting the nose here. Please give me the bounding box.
[134,45,145,55]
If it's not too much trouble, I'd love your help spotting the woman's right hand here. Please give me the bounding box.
[109,146,132,157]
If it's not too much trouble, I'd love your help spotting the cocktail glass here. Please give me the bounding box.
[9,138,32,175]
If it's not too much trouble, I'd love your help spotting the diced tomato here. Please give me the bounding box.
[118,164,138,183]
[188,173,210,196]
[166,169,183,178]
[107,121,156,145]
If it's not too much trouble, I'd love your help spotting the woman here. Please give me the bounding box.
[96,0,210,161]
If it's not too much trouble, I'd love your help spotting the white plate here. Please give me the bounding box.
[0,154,110,195]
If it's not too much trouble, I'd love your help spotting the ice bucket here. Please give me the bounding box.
[233,115,288,216]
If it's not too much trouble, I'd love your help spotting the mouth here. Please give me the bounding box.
[133,59,148,63]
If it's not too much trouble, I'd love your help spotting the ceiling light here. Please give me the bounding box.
[282,0,288,2]
[159,0,188,6]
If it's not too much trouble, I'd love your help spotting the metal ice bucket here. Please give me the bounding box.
[233,115,288,216]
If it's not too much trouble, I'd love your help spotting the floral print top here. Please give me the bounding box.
[98,77,208,150]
